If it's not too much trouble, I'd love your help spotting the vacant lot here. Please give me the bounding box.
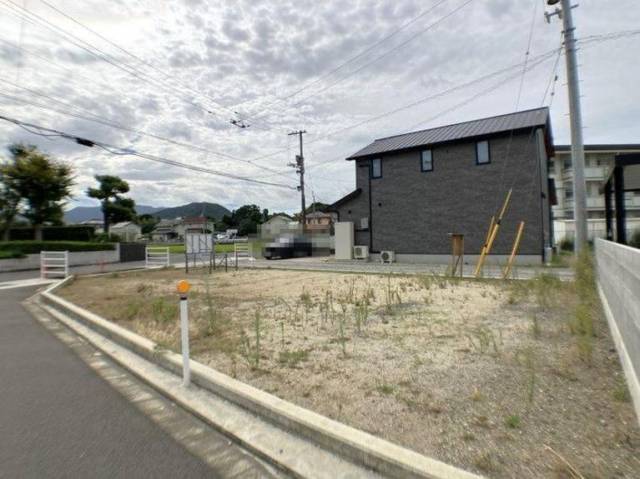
[59,266,639,478]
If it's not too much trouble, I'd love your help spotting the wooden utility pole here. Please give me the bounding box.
[288,130,307,226]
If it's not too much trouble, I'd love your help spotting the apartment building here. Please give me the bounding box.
[550,144,640,241]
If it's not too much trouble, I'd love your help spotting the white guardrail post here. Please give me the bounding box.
[177,280,191,387]
[40,250,70,279]
[145,246,170,269]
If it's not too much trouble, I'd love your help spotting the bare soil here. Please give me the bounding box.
[59,268,640,478]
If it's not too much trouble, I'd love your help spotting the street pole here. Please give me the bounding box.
[546,0,588,254]
[288,130,307,227]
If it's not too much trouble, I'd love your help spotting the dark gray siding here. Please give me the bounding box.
[336,129,550,256]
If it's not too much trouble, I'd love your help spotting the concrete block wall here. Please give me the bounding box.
[595,239,640,422]
[0,247,119,272]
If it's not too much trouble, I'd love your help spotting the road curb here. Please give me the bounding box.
[40,278,482,479]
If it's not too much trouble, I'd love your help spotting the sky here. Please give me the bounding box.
[0,0,639,214]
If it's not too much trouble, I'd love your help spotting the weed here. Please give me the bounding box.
[515,347,537,403]
[474,452,499,473]
[338,307,348,358]
[462,432,476,441]
[354,295,370,334]
[123,300,142,320]
[203,274,217,335]
[151,297,178,323]
[613,378,631,402]
[376,383,395,395]
[505,414,521,429]
[470,388,483,402]
[466,326,501,356]
[384,274,402,312]
[240,310,262,369]
[530,313,541,339]
[278,349,310,368]
[533,273,562,310]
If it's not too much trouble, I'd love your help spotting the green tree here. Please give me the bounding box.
[2,144,73,240]
[87,175,136,233]
[138,213,159,235]
[0,166,21,241]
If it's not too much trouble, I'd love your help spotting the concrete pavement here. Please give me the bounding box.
[0,285,283,478]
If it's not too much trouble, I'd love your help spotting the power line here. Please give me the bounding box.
[0,113,298,190]
[1,0,285,133]
[0,81,295,179]
[244,0,452,118]
[250,0,476,123]
[37,0,287,133]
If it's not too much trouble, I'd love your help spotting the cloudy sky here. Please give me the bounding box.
[1,0,639,213]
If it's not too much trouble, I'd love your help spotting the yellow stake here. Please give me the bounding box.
[503,221,525,279]
[475,189,512,277]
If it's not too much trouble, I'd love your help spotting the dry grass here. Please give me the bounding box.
[58,266,640,478]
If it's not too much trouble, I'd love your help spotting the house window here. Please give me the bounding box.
[476,140,490,165]
[420,150,433,172]
[370,158,382,179]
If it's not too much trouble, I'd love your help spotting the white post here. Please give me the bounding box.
[179,290,190,387]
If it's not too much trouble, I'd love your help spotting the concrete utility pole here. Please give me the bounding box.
[288,130,307,227]
[546,0,588,254]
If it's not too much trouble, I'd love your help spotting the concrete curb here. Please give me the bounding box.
[40,278,482,479]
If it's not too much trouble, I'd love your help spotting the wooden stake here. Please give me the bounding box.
[503,221,525,279]
[475,189,512,277]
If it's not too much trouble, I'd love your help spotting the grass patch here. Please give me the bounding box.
[505,414,521,429]
[278,349,310,368]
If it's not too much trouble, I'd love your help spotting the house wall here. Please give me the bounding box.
[335,129,549,257]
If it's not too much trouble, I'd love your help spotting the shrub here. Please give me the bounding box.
[0,241,116,255]
[94,232,122,243]
[0,249,26,259]
[558,237,574,251]
[8,226,96,242]
[630,229,640,249]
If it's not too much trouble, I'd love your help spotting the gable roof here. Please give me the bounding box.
[347,107,550,160]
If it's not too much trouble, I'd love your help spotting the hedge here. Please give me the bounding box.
[0,241,116,255]
[8,226,96,242]
[0,250,26,259]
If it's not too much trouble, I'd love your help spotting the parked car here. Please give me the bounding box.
[263,234,312,260]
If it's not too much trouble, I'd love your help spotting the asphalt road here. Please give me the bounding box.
[0,285,215,478]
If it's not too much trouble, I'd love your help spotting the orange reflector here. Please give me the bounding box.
[176,280,191,295]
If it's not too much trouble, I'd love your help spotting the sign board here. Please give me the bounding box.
[186,233,213,254]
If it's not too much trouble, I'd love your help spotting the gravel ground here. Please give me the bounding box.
[59,268,640,478]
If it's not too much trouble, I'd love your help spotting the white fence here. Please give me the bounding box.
[40,251,69,279]
[145,246,170,268]
[595,239,640,423]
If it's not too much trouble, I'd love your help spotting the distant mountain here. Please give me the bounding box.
[64,205,163,224]
[153,202,230,220]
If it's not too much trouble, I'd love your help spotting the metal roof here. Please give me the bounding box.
[347,107,550,160]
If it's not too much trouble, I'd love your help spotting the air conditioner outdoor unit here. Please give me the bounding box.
[380,250,395,264]
[353,245,369,260]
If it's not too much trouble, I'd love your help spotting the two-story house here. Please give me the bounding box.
[329,108,555,263]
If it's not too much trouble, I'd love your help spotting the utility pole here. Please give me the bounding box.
[545,0,588,254]
[288,130,307,227]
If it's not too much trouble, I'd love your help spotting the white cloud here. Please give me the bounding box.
[1,0,639,214]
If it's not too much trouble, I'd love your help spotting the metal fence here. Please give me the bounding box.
[145,246,170,268]
[595,239,640,423]
[40,250,69,279]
